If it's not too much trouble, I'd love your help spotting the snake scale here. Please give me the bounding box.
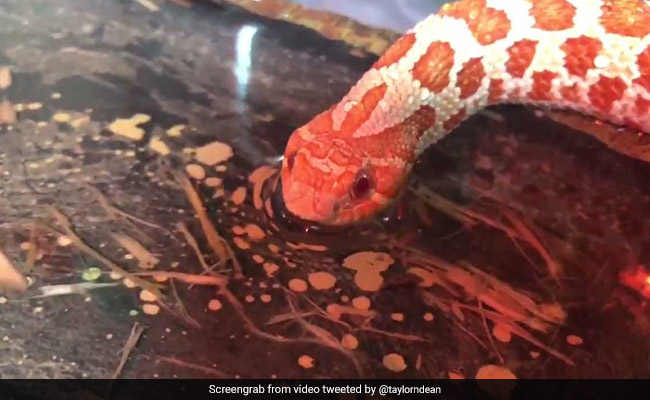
[279,0,650,225]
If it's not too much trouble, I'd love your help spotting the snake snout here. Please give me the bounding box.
[265,177,349,236]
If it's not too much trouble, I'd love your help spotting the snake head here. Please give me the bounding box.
[280,109,408,226]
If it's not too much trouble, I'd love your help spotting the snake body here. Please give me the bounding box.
[280,0,650,225]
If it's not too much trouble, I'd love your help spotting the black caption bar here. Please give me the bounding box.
[0,379,644,400]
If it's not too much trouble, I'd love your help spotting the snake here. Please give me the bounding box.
[279,0,650,226]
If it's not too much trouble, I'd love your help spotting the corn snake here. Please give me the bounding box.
[280,0,650,225]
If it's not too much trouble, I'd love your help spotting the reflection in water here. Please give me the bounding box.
[231,24,269,167]
[234,24,259,101]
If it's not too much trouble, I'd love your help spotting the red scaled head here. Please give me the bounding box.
[280,105,419,226]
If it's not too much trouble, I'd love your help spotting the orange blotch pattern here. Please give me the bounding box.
[635,96,650,114]
[560,83,581,103]
[457,57,486,99]
[409,105,438,140]
[488,79,505,104]
[373,33,417,69]
[329,149,352,168]
[439,0,511,45]
[305,107,335,136]
[600,0,650,37]
[339,84,387,135]
[285,108,335,158]
[513,86,529,100]
[304,139,329,159]
[528,0,576,31]
[588,76,628,113]
[634,45,650,92]
[506,39,538,78]
[358,105,436,161]
[412,41,455,94]
[529,70,558,101]
[443,108,467,131]
[561,36,602,78]
[290,150,316,184]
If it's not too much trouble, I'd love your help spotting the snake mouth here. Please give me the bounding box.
[264,174,350,237]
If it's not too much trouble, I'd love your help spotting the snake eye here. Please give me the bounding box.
[286,151,297,171]
[352,169,373,200]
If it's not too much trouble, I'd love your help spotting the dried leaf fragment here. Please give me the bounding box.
[167,124,185,137]
[0,101,16,124]
[195,141,233,166]
[185,164,206,180]
[288,278,308,293]
[343,251,394,292]
[208,299,222,311]
[298,355,315,369]
[308,272,337,290]
[0,67,12,89]
[492,323,512,343]
[0,249,27,293]
[142,303,160,315]
[109,114,151,141]
[111,233,159,269]
[149,136,170,155]
[248,166,277,210]
[341,334,359,349]
[475,364,516,379]
[566,334,583,346]
[383,353,407,372]
[231,187,247,205]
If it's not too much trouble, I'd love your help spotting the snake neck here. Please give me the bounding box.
[326,0,650,164]
[279,0,650,225]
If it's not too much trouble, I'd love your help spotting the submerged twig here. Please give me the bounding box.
[407,246,571,365]
[33,282,118,298]
[453,318,489,350]
[284,291,362,375]
[156,356,229,378]
[361,326,429,343]
[176,222,210,272]
[164,278,201,329]
[134,271,227,287]
[47,207,163,298]
[457,303,574,366]
[412,185,534,245]
[413,185,563,284]
[174,172,242,279]
[88,186,169,236]
[478,299,505,364]
[410,186,477,227]
[133,0,160,12]
[265,311,317,326]
[172,278,201,327]
[112,323,145,379]
[176,221,230,288]
[501,208,562,284]
[111,232,160,270]
[295,290,354,330]
[216,284,315,345]
[23,221,39,273]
